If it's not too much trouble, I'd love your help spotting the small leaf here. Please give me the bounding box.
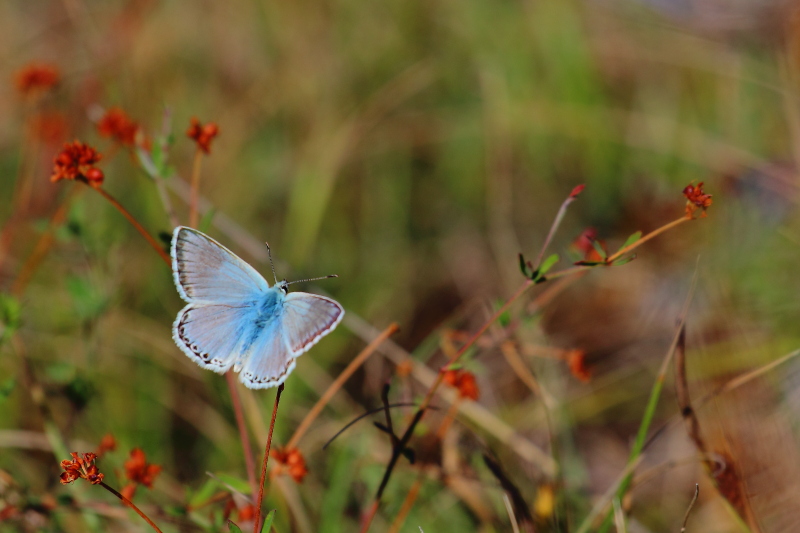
[537,253,560,276]
[260,510,276,533]
[151,143,164,172]
[0,294,21,341]
[574,260,605,267]
[519,253,529,277]
[591,239,607,260]
[620,231,642,251]
[228,520,243,533]
[612,254,637,266]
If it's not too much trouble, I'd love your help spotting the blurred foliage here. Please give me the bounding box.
[2,0,800,531]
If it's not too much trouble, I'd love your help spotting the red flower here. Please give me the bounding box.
[124,448,161,488]
[186,118,219,154]
[51,141,104,188]
[569,184,586,198]
[96,433,116,456]
[97,107,140,147]
[567,350,591,383]
[442,369,480,401]
[60,452,104,485]
[683,182,712,218]
[271,447,309,483]
[15,63,59,95]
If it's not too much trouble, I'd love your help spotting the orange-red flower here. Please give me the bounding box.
[60,452,104,485]
[186,118,219,154]
[271,447,309,483]
[51,140,104,188]
[96,433,117,456]
[124,448,161,488]
[396,360,413,378]
[567,350,591,383]
[15,63,59,95]
[442,369,480,401]
[683,182,712,218]
[97,107,140,147]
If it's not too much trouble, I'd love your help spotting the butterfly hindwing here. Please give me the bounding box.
[238,318,297,389]
[171,226,269,303]
[282,292,344,354]
[173,303,258,373]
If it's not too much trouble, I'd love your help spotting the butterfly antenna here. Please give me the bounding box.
[286,274,338,286]
[265,242,279,285]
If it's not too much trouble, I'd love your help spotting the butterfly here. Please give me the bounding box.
[170,226,344,389]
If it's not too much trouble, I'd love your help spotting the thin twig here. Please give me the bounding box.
[189,148,203,228]
[253,384,284,533]
[680,484,700,532]
[534,185,583,268]
[606,216,689,263]
[99,481,164,533]
[286,323,398,449]
[90,184,171,266]
[226,371,258,501]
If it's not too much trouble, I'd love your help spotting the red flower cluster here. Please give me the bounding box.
[186,118,219,154]
[442,369,480,401]
[271,447,309,483]
[97,107,140,147]
[60,452,104,485]
[51,141,104,188]
[567,349,591,383]
[121,448,161,500]
[15,63,60,95]
[683,182,712,218]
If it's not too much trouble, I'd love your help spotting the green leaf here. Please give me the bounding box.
[261,510,276,532]
[215,473,251,495]
[188,478,219,508]
[66,277,107,321]
[612,254,637,266]
[227,520,243,533]
[537,253,560,276]
[620,231,642,251]
[518,253,530,277]
[151,143,164,173]
[591,239,607,260]
[0,294,21,340]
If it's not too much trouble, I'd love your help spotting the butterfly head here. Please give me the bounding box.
[276,280,289,294]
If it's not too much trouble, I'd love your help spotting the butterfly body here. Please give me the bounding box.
[170,227,344,389]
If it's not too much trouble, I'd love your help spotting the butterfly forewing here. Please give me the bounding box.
[282,292,344,354]
[172,226,269,303]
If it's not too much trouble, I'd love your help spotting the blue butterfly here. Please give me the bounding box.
[170,226,344,389]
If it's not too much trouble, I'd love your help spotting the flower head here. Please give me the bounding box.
[97,107,140,147]
[51,141,104,188]
[271,447,309,483]
[96,433,117,456]
[60,452,104,485]
[15,63,59,95]
[442,368,480,401]
[124,448,161,488]
[683,182,712,218]
[186,118,219,154]
[567,349,591,383]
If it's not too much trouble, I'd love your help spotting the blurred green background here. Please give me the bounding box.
[3,0,800,531]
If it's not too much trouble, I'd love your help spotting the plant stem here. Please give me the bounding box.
[189,148,203,228]
[99,481,164,533]
[286,323,398,449]
[606,216,689,263]
[226,371,258,501]
[90,183,171,266]
[253,383,284,533]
